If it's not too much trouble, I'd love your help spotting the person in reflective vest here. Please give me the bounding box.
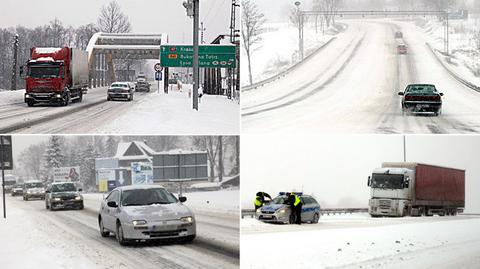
[286,192,303,225]
[254,191,272,210]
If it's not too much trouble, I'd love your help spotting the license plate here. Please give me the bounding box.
[151,225,176,231]
[262,215,273,219]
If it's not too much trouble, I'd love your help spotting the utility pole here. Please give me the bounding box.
[11,34,19,91]
[183,0,200,110]
[229,0,240,99]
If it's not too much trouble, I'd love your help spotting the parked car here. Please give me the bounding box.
[23,181,45,200]
[397,44,407,54]
[394,31,403,39]
[107,82,134,101]
[398,84,443,115]
[45,182,84,211]
[98,185,196,246]
[11,183,24,196]
[256,192,321,224]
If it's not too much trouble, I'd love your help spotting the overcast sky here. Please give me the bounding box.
[241,135,480,213]
[0,0,237,44]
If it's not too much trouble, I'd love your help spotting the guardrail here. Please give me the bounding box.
[242,36,338,92]
[426,42,480,93]
[241,207,368,219]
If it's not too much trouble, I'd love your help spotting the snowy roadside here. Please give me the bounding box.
[241,216,480,269]
[416,16,480,88]
[241,22,340,86]
[96,87,239,134]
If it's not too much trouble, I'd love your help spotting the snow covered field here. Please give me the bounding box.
[241,214,480,269]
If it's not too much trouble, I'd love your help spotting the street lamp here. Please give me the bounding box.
[294,1,304,61]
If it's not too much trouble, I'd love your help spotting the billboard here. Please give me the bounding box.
[53,166,80,182]
[152,152,208,182]
[131,162,153,185]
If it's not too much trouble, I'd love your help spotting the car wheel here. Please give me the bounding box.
[25,197,29,201]
[116,222,128,246]
[183,234,196,243]
[99,217,110,237]
[78,203,84,210]
[107,96,111,101]
[50,203,55,211]
[27,100,35,107]
[312,213,320,224]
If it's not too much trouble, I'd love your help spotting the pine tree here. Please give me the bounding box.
[43,136,65,181]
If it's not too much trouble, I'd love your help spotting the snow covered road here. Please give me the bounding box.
[0,83,239,134]
[0,195,239,269]
[242,19,480,134]
[241,213,480,269]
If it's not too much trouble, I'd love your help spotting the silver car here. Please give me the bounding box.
[98,185,196,245]
[107,82,134,101]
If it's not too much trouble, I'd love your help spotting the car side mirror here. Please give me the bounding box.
[367,176,371,186]
[179,196,187,202]
[107,201,118,208]
[439,93,444,96]
[398,92,404,96]
[78,188,83,192]
[45,190,50,193]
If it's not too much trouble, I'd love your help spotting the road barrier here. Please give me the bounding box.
[242,207,368,219]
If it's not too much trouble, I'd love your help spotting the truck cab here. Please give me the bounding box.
[367,167,414,217]
[22,47,88,107]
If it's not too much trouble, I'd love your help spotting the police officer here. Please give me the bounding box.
[254,191,272,210]
[286,192,302,225]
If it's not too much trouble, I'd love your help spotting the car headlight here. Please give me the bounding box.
[180,216,194,224]
[132,220,147,226]
[75,196,82,201]
[256,208,261,213]
[278,208,287,214]
[25,94,31,98]
[53,197,61,201]
[27,190,32,194]
[56,94,62,98]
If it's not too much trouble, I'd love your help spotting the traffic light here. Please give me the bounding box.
[182,0,194,17]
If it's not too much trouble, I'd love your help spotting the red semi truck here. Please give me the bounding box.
[22,47,88,107]
[367,162,465,217]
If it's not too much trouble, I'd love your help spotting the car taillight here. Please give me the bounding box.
[404,95,412,101]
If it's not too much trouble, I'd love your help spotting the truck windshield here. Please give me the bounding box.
[25,182,43,188]
[52,183,75,192]
[371,174,404,189]
[28,65,60,78]
[121,188,178,206]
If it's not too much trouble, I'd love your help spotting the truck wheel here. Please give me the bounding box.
[73,91,83,103]
[63,93,70,106]
[27,100,35,107]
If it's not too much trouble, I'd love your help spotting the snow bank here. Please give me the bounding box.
[241,21,339,86]
[34,47,62,54]
[0,89,25,105]
[241,215,480,268]
[97,87,239,134]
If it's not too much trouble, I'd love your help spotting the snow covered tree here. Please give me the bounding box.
[242,0,266,85]
[43,136,65,181]
[105,136,119,157]
[79,138,98,191]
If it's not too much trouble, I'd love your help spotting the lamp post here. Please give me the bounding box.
[295,1,304,61]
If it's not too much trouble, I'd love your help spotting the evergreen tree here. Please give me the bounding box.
[43,136,65,181]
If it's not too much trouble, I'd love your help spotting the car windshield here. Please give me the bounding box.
[110,83,128,88]
[25,182,43,188]
[121,188,178,206]
[371,174,404,189]
[52,183,76,192]
[406,85,437,94]
[271,196,287,204]
[14,184,23,188]
[28,65,60,78]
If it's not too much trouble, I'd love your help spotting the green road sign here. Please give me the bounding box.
[160,45,236,68]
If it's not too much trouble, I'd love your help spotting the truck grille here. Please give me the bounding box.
[378,199,391,209]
